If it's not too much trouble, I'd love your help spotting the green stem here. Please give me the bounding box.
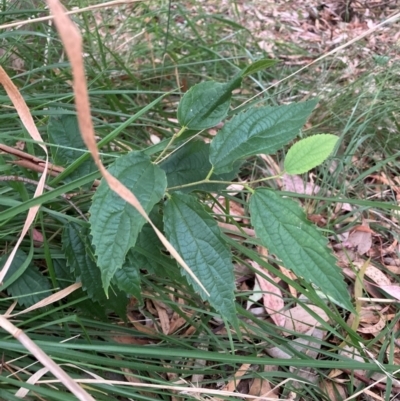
[205,167,214,181]
[154,126,187,163]
[247,172,284,185]
[244,184,254,194]
[167,172,284,192]
[167,179,245,191]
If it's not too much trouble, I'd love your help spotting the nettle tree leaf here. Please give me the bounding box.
[161,140,238,192]
[59,227,129,319]
[113,252,143,305]
[210,99,318,174]
[177,76,242,130]
[164,192,237,324]
[52,258,107,320]
[1,249,51,307]
[285,134,339,175]
[52,259,73,289]
[48,112,96,183]
[89,151,166,293]
[128,209,181,280]
[241,59,279,77]
[62,221,105,302]
[249,189,352,311]
[131,224,165,276]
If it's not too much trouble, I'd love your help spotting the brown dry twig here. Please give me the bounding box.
[0,143,63,177]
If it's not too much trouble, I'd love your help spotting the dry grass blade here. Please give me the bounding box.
[15,367,52,398]
[45,0,208,295]
[33,377,300,399]
[9,283,82,317]
[0,67,49,285]
[0,316,96,401]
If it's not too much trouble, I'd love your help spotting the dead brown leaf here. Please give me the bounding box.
[358,314,386,335]
[127,312,157,336]
[342,224,375,255]
[354,262,391,287]
[378,285,400,301]
[221,363,251,393]
[168,316,187,335]
[248,366,279,399]
[282,173,320,195]
[153,300,170,335]
[320,380,348,401]
[214,196,246,222]
[111,334,150,346]
[283,305,329,335]
[250,261,285,327]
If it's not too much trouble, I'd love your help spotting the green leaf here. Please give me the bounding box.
[164,193,237,324]
[210,99,318,174]
[0,244,33,292]
[285,134,339,174]
[113,252,143,305]
[128,209,175,278]
[249,189,352,311]
[89,151,166,293]
[53,259,73,289]
[62,222,105,302]
[1,250,51,307]
[54,256,127,321]
[129,219,184,284]
[241,59,279,77]
[160,140,238,192]
[51,257,105,319]
[108,207,179,281]
[48,112,96,183]
[62,223,130,319]
[103,288,129,321]
[177,76,242,130]
[130,228,164,276]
